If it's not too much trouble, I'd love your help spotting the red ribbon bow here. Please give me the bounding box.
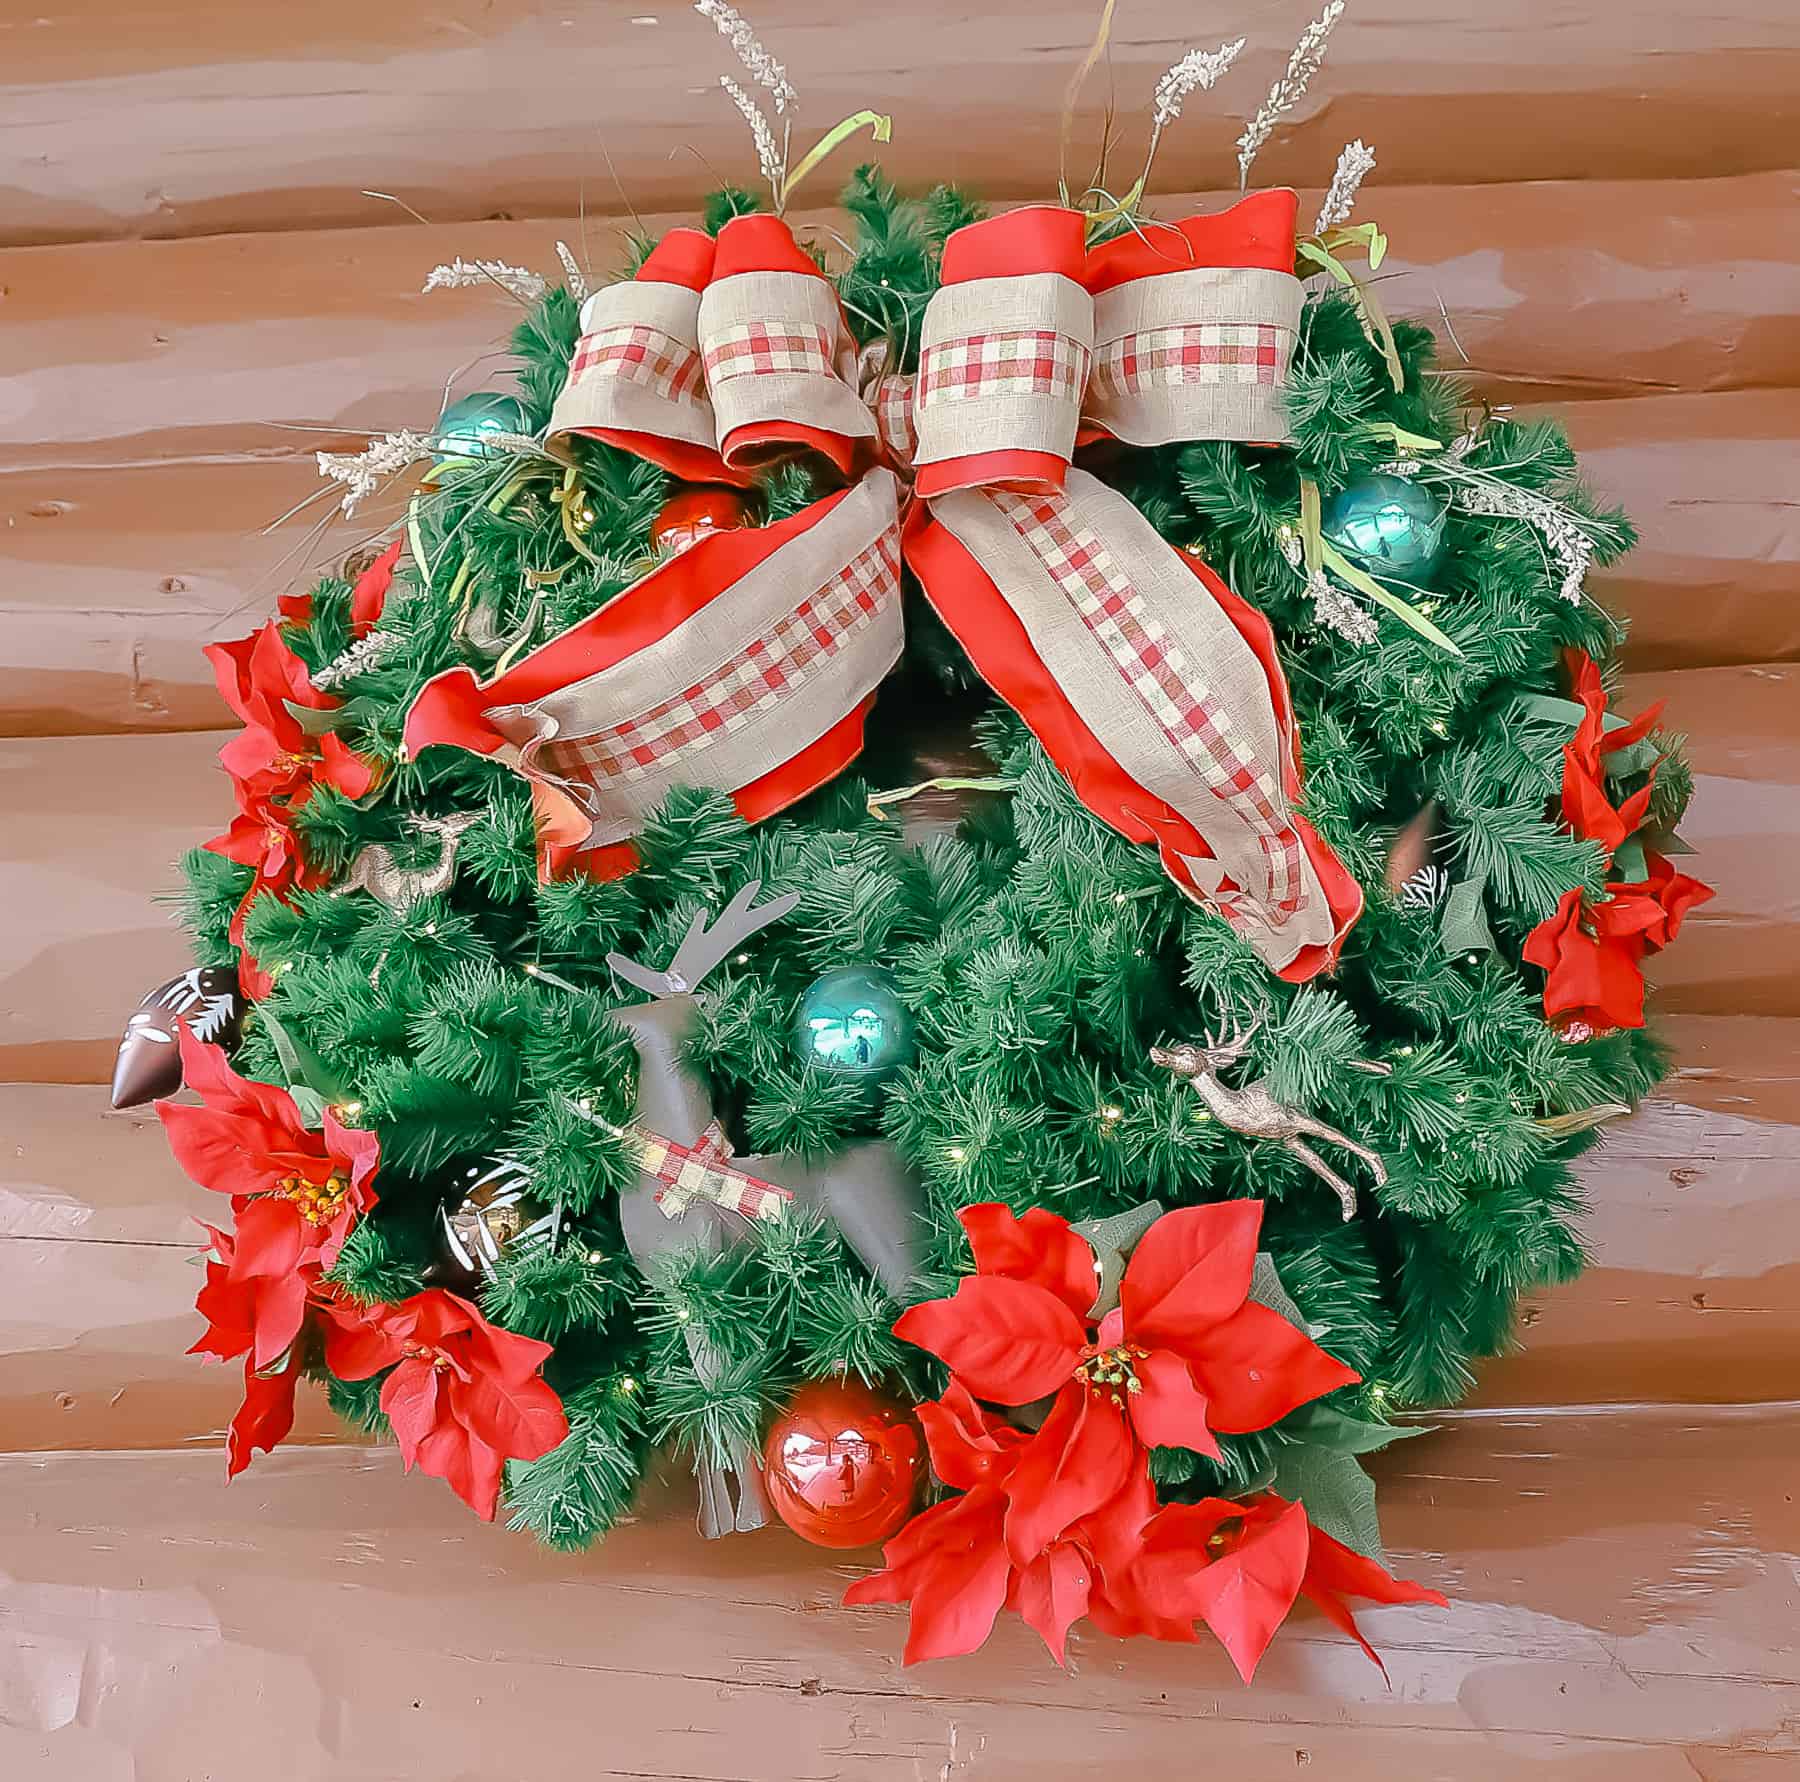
[404,193,1361,981]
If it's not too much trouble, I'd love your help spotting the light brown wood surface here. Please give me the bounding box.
[3,2,1796,1773]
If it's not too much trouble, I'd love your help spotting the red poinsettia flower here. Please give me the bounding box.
[845,1381,1163,1664]
[161,1029,379,1366]
[1132,1492,1447,1682]
[1523,886,1656,1032]
[1559,649,1663,856]
[347,537,404,636]
[204,796,328,974]
[1525,850,1713,1035]
[894,1203,1357,1563]
[323,1288,569,1520]
[206,620,375,815]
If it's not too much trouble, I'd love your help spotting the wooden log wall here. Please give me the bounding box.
[2,4,1796,1774]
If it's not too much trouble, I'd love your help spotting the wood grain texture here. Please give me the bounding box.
[0,1086,346,1452]
[6,387,1794,735]
[0,1417,1794,1779]
[1564,394,1800,672]
[8,173,1796,475]
[5,1018,1792,1448]
[1624,663,1800,1017]
[0,662,1779,1078]
[3,1,1798,243]
[0,728,224,1082]
[1,459,367,735]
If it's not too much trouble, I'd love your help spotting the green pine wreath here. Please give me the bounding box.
[134,4,1711,1678]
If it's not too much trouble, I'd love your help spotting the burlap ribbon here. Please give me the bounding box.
[406,192,1362,979]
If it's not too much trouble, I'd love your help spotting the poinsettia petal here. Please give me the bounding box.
[917,1380,1027,1491]
[1119,1202,1263,1349]
[228,1194,309,1278]
[318,732,376,800]
[321,1296,409,1380]
[415,1418,507,1520]
[226,1349,304,1479]
[894,1275,1087,1404]
[959,1203,1099,1319]
[1188,1497,1311,1683]
[451,1367,569,1465]
[1002,1384,1138,1564]
[204,635,258,726]
[158,1104,283,1199]
[844,1489,1013,1665]
[349,539,403,636]
[381,1357,442,1469]
[1010,1543,1093,1667]
[176,1025,305,1127]
[1127,1347,1221,1458]
[1184,1301,1359,1434]
[460,1301,557,1386]
[218,723,288,794]
[1526,889,1649,1032]
[1295,1512,1449,1673]
[247,620,322,730]
[190,1260,256,1361]
[1561,754,1629,853]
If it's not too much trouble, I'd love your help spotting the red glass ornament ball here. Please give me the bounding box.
[762,1377,924,1549]
[650,486,750,556]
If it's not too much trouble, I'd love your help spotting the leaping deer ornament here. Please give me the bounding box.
[1150,1024,1389,1221]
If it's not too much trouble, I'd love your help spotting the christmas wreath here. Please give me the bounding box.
[114,2,1713,1679]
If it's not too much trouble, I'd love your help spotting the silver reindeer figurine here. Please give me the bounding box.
[1150,1026,1388,1221]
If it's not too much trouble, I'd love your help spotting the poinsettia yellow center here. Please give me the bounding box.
[279,1171,349,1226]
[1074,1343,1147,1406]
[403,1344,454,1372]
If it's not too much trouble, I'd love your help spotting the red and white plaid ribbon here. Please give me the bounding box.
[487,196,1359,978]
[635,1118,792,1223]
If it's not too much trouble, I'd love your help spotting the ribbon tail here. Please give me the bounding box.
[907,475,1359,980]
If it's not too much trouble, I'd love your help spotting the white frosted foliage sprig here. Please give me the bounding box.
[421,258,549,303]
[1137,38,1244,194]
[1452,478,1596,605]
[1237,1,1347,191]
[313,627,404,691]
[317,431,434,518]
[1313,138,1376,233]
[720,74,786,191]
[555,242,590,303]
[1308,568,1379,644]
[694,0,797,113]
[1152,38,1246,129]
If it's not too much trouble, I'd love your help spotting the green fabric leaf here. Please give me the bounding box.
[1439,873,1496,956]
[1270,1441,1386,1560]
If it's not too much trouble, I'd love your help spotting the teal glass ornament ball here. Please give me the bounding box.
[1321,474,1447,576]
[795,966,915,1079]
[434,392,528,459]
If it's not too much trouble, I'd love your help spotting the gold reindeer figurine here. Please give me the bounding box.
[1150,1026,1389,1221]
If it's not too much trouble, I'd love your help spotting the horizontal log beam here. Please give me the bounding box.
[3,1,1798,242]
[5,389,1793,736]
[4,1013,1794,1448]
[0,1413,1793,1769]
[1562,392,1800,672]
[1622,662,1800,1017]
[0,663,1784,1077]
[7,176,1798,476]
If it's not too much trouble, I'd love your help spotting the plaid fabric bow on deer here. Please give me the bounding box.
[403,194,1362,981]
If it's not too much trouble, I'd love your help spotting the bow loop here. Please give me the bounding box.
[482,192,1362,980]
[698,214,878,478]
[912,206,1094,499]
